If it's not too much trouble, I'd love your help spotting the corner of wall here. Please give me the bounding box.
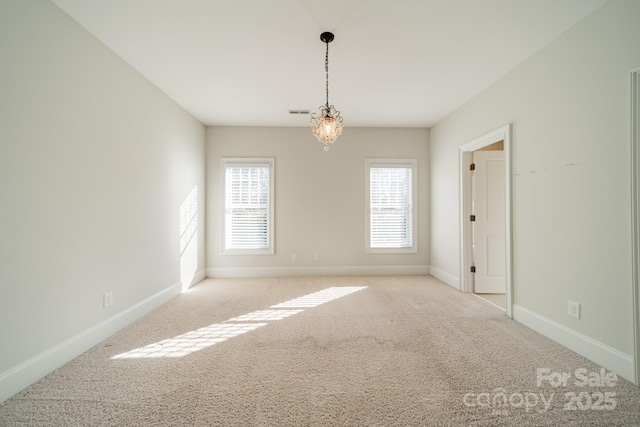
[428,266,460,290]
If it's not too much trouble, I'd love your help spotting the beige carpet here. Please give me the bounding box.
[1,275,639,426]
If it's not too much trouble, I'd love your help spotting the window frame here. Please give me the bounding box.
[221,158,275,255]
[365,159,418,254]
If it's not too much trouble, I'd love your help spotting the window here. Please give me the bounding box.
[366,159,417,253]
[222,158,274,254]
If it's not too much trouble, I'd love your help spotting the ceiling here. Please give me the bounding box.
[50,0,606,128]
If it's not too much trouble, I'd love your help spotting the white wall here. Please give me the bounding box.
[206,127,429,277]
[0,0,206,402]
[430,0,639,380]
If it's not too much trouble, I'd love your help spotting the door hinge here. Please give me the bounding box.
[470,163,475,171]
[471,266,476,273]
[470,215,476,222]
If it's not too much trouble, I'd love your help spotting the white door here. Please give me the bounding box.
[473,151,506,294]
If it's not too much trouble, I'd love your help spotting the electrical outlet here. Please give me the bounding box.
[291,252,297,261]
[104,292,113,308]
[568,300,580,319]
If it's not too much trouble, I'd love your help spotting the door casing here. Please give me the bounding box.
[630,67,640,385]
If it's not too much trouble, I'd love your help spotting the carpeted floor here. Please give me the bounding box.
[1,275,639,426]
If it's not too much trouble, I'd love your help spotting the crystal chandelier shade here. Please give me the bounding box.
[311,105,343,146]
[310,32,343,151]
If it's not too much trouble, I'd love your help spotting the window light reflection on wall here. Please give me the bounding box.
[179,186,198,292]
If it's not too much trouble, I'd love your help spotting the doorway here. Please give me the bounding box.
[459,125,513,317]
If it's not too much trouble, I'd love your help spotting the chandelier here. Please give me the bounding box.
[310,32,343,151]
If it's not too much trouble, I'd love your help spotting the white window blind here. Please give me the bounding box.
[366,160,417,253]
[223,159,273,253]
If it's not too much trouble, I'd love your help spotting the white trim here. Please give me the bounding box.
[458,124,513,318]
[513,304,635,384]
[207,265,430,278]
[429,266,460,290]
[365,159,418,254]
[0,282,181,404]
[631,67,640,385]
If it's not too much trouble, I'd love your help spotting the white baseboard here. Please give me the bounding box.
[513,304,634,383]
[0,282,182,404]
[207,265,430,278]
[429,266,460,290]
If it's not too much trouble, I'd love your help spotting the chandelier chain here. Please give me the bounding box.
[325,41,330,107]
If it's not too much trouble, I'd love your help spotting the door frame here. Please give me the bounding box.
[630,67,640,386]
[459,124,513,317]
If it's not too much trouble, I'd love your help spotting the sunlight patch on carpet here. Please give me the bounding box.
[111,286,367,359]
[111,323,267,359]
[271,286,368,308]
[227,309,304,322]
